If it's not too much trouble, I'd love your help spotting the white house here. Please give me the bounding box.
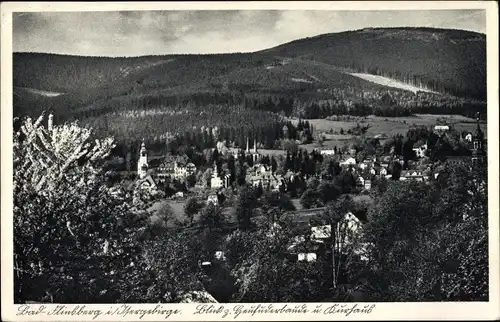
[400,170,428,182]
[311,225,331,242]
[207,194,218,206]
[320,149,336,156]
[246,164,284,191]
[298,253,317,262]
[356,176,365,187]
[136,175,157,191]
[343,212,362,234]
[412,142,428,158]
[364,179,372,190]
[311,213,362,247]
[215,251,226,261]
[173,162,187,179]
[340,157,357,166]
[173,191,184,198]
[172,162,196,180]
[359,162,370,170]
[434,125,450,135]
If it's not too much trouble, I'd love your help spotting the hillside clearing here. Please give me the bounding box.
[347,72,439,94]
[15,86,63,97]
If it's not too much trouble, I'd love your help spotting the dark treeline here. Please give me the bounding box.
[14,85,486,128]
[88,108,313,161]
[64,88,486,121]
[13,52,263,93]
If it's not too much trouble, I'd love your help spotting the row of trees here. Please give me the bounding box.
[359,161,487,300]
[292,93,486,119]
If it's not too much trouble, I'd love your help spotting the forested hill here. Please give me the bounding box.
[13,27,486,128]
[14,27,486,98]
[262,27,486,99]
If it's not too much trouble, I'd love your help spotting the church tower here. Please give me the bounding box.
[471,113,485,167]
[137,139,148,179]
[252,139,260,164]
[210,162,223,189]
[47,113,53,132]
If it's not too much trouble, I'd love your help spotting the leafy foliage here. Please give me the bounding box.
[13,114,148,303]
[359,161,488,301]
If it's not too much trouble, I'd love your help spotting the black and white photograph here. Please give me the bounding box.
[1,1,499,320]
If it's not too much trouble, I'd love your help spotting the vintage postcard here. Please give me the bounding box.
[1,1,499,321]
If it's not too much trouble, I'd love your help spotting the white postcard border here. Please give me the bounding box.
[1,1,499,321]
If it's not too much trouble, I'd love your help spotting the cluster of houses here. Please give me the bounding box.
[130,115,486,201]
[333,153,432,191]
[245,164,285,192]
[199,208,365,268]
[320,117,486,189]
[134,135,282,191]
[132,137,280,196]
[136,140,196,183]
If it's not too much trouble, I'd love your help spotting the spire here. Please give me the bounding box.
[140,139,147,157]
[474,112,484,141]
[47,113,53,132]
[472,112,485,160]
[253,139,257,153]
[246,137,249,152]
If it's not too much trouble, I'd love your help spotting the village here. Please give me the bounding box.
[98,113,487,276]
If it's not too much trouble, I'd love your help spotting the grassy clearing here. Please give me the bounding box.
[148,199,187,226]
[258,149,288,157]
[148,198,237,228]
[297,114,487,150]
[308,114,486,141]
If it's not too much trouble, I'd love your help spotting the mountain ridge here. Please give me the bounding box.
[13,27,486,124]
[13,26,486,58]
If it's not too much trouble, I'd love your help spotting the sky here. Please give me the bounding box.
[13,10,486,57]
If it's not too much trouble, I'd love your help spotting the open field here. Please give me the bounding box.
[148,198,236,227]
[301,114,487,150]
[257,149,288,157]
[290,194,373,212]
[301,136,354,152]
[309,114,484,134]
[148,199,187,226]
